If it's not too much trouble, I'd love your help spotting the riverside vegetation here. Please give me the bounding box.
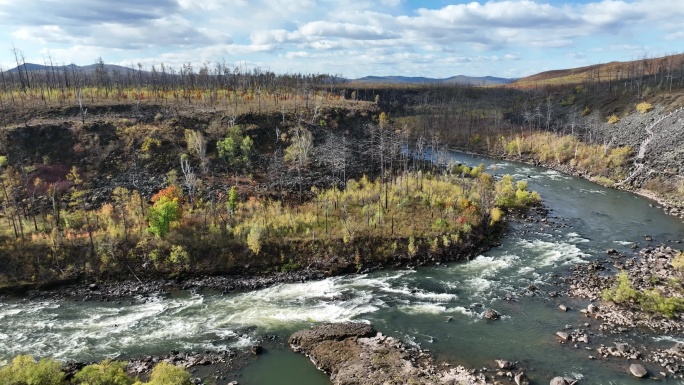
[0,355,191,385]
[0,138,539,288]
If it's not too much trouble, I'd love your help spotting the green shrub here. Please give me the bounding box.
[494,175,541,209]
[639,289,684,319]
[169,245,189,265]
[602,271,684,318]
[247,224,265,255]
[146,362,190,385]
[0,355,65,385]
[602,270,639,303]
[73,360,133,385]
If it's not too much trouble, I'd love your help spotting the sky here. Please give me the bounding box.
[0,0,682,79]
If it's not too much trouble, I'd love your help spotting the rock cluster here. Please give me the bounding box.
[564,245,684,378]
[566,246,684,332]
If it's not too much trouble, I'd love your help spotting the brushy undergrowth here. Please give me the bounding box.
[602,270,684,318]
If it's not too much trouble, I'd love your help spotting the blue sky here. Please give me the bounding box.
[0,0,682,79]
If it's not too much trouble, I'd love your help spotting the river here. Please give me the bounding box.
[1,152,683,384]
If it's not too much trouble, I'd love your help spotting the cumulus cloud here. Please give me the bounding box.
[2,0,180,25]
[1,0,682,78]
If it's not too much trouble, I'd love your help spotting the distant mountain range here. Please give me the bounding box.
[5,63,515,86]
[352,75,514,86]
[5,63,138,74]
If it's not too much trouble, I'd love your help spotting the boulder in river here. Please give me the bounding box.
[496,359,515,370]
[484,309,500,320]
[629,363,648,378]
[550,377,568,385]
[250,345,263,355]
[556,331,570,341]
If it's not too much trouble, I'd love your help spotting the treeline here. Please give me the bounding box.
[0,51,349,110]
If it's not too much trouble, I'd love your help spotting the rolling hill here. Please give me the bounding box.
[512,53,684,88]
[352,75,513,86]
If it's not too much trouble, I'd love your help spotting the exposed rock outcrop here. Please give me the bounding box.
[289,322,491,385]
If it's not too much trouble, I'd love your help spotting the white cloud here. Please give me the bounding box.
[1,0,683,78]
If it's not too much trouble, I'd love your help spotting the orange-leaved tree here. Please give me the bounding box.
[147,186,183,238]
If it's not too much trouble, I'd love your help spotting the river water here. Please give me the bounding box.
[1,152,684,384]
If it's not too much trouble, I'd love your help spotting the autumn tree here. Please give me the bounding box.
[147,186,182,238]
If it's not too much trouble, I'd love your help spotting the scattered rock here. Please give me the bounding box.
[496,359,515,370]
[668,342,684,355]
[559,304,568,312]
[550,376,568,385]
[515,371,530,385]
[630,363,648,378]
[556,331,570,341]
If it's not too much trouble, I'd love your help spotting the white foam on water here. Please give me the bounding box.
[613,240,634,246]
[436,253,521,299]
[518,239,588,267]
[461,254,520,274]
[542,169,572,181]
[566,232,590,243]
[344,271,414,292]
[200,274,393,330]
[448,306,477,318]
[653,335,684,344]
[398,303,447,315]
[412,291,458,302]
[578,188,606,195]
[492,162,512,168]
[464,277,495,295]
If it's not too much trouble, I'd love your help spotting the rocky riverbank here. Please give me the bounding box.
[57,335,281,385]
[560,245,684,379]
[496,154,684,221]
